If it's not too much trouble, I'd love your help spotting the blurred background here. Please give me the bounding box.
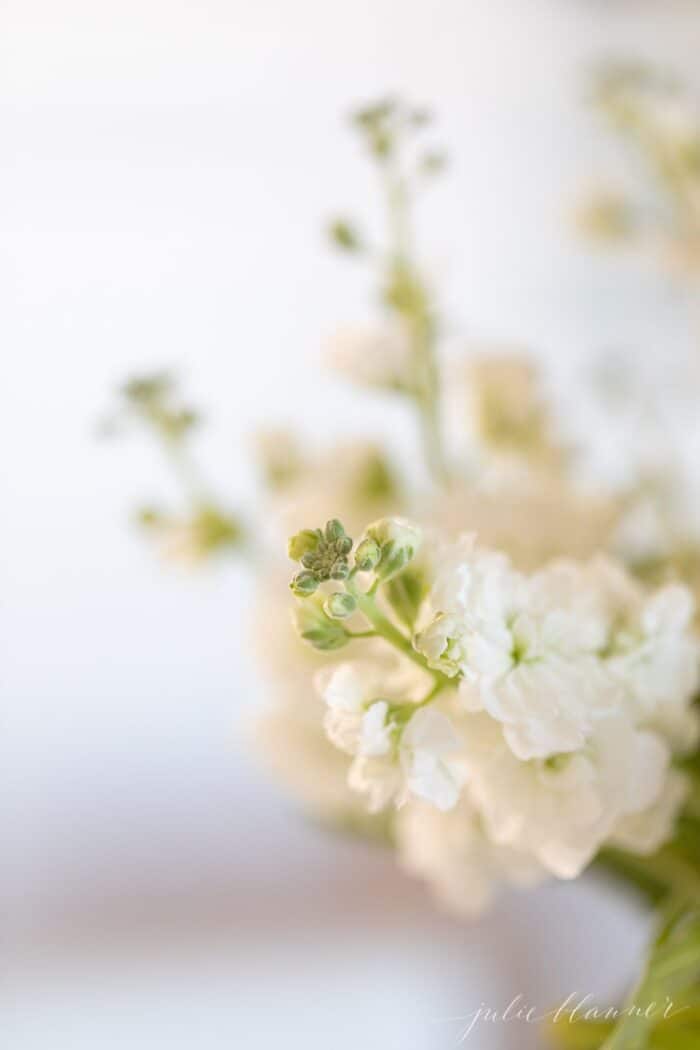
[3,1,700,1047]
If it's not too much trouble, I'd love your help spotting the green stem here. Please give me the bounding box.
[347,578,450,686]
[412,311,447,485]
[381,161,449,486]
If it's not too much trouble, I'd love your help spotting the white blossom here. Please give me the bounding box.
[612,770,689,857]
[395,798,546,917]
[416,542,621,760]
[606,582,700,750]
[348,706,465,813]
[461,713,671,879]
[316,657,421,756]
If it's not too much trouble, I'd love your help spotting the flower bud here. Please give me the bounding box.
[296,519,352,581]
[363,517,422,581]
[354,537,381,571]
[290,570,319,597]
[324,519,347,544]
[288,529,321,562]
[294,599,349,651]
[323,592,357,620]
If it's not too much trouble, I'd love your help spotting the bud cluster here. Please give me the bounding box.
[288,519,353,596]
[287,516,423,650]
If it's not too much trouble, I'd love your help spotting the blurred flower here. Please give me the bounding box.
[137,505,242,563]
[263,440,400,541]
[254,428,305,490]
[324,322,417,394]
[446,354,563,472]
[396,797,546,917]
[575,189,635,242]
[424,467,618,572]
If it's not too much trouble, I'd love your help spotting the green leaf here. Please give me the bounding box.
[600,905,700,1050]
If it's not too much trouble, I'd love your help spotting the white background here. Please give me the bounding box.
[3,2,700,1047]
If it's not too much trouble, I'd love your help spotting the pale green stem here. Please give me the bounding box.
[411,310,448,485]
[382,163,449,486]
[346,577,450,687]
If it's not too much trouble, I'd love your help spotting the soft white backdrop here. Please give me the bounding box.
[3,2,700,1047]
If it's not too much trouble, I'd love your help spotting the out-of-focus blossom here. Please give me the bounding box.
[395,798,546,917]
[324,322,417,394]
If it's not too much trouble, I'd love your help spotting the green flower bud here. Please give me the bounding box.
[288,529,321,562]
[293,598,349,651]
[297,519,353,582]
[290,570,319,597]
[363,517,422,582]
[354,537,381,571]
[324,519,346,543]
[323,592,357,620]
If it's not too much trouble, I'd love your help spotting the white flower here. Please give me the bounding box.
[395,798,546,917]
[612,770,689,857]
[316,657,424,756]
[461,713,671,878]
[324,322,414,392]
[606,583,699,750]
[348,755,403,813]
[417,543,620,759]
[401,708,465,810]
[412,613,467,678]
[349,707,465,813]
[424,469,616,572]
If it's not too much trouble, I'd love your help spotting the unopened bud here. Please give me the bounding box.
[290,570,319,597]
[288,529,320,562]
[354,537,381,571]
[294,599,349,651]
[363,518,422,581]
[323,592,357,620]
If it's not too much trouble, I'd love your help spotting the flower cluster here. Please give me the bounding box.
[111,88,700,1048]
[289,517,699,913]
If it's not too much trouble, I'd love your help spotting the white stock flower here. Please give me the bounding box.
[395,798,546,917]
[424,468,617,572]
[349,706,465,814]
[612,770,689,857]
[606,583,700,750]
[417,542,620,760]
[462,713,671,879]
[316,657,420,756]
